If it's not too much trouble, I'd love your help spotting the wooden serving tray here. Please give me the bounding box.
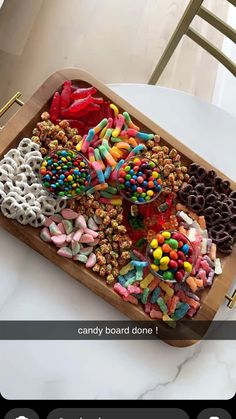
[0,68,235,347]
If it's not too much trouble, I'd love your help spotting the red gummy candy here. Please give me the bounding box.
[61,80,72,108]
[71,86,97,100]
[49,92,61,122]
[69,95,93,114]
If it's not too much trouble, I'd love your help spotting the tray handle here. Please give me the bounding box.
[225,289,236,309]
[0,92,24,119]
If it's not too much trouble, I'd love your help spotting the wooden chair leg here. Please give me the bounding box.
[148,0,204,85]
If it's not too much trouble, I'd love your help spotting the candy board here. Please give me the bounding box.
[0,68,235,347]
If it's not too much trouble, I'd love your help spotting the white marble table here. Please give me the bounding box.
[0,84,235,400]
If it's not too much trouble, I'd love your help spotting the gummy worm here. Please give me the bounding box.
[81,128,95,153]
[104,166,112,180]
[110,146,123,160]
[123,111,140,131]
[109,158,125,181]
[99,145,116,167]
[88,147,95,163]
[91,161,105,184]
[127,144,146,159]
[94,148,106,170]
[93,118,108,134]
[110,103,119,118]
[112,114,125,138]
[86,183,108,194]
[99,118,113,138]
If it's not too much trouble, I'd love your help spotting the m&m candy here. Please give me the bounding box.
[147,230,194,282]
[117,156,162,203]
[40,150,91,198]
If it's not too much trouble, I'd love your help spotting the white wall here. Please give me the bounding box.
[212,4,236,117]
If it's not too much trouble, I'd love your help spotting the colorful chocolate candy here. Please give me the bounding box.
[40,150,91,198]
[117,157,162,203]
[147,230,194,282]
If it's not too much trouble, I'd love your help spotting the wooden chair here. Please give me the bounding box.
[148,0,236,85]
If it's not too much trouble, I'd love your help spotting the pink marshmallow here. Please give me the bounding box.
[73,229,83,242]
[44,217,53,227]
[75,214,87,229]
[61,208,78,220]
[57,222,65,234]
[49,214,63,223]
[57,247,73,258]
[66,232,75,243]
[80,233,94,243]
[86,252,97,268]
[51,234,67,246]
[84,227,99,238]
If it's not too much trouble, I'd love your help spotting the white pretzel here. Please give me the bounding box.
[0,163,14,176]
[15,209,28,225]
[4,181,22,195]
[28,206,45,227]
[25,151,42,161]
[55,198,67,213]
[0,167,9,183]
[29,183,43,198]
[7,191,25,205]
[16,164,34,176]
[0,189,6,204]
[5,149,22,162]
[13,173,27,183]
[15,203,31,225]
[0,138,65,227]
[24,193,36,206]
[18,138,39,156]
[25,173,37,185]
[3,181,14,194]
[15,180,30,195]
[1,197,21,219]
[38,196,57,216]
[26,156,43,172]
[14,156,25,167]
[29,213,45,228]
[0,157,17,170]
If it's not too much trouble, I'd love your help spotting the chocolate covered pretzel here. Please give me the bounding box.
[178,163,235,254]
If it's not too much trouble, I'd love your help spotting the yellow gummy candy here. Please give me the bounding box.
[151,264,159,272]
[183,261,192,273]
[159,281,174,297]
[160,256,170,265]
[150,239,158,249]
[162,314,176,328]
[162,231,171,239]
[159,264,168,271]
[119,263,133,275]
[140,273,154,289]
[110,103,119,117]
[153,247,163,260]
[76,140,83,151]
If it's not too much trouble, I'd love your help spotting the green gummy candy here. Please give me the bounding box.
[157,297,168,314]
[163,271,174,281]
[141,288,150,304]
[171,303,190,320]
[169,239,178,249]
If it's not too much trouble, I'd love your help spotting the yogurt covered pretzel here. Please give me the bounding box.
[0,138,66,226]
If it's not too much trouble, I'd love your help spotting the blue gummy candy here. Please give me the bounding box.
[182,244,189,254]
[150,287,161,304]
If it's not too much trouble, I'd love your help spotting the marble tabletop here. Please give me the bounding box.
[0,84,235,400]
